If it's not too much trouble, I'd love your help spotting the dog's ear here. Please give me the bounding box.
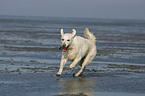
[72,29,76,37]
[61,29,64,35]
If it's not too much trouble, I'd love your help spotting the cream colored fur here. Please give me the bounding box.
[57,28,97,76]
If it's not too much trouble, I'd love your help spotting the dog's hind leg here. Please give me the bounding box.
[78,56,86,73]
[75,49,96,77]
[78,56,86,66]
[70,57,82,70]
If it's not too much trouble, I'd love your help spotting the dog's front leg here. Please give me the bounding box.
[70,57,81,70]
[57,58,68,76]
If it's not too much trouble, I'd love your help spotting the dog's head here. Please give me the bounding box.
[60,29,76,52]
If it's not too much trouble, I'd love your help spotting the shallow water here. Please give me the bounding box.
[0,15,145,96]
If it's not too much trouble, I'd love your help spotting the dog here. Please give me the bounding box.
[57,28,97,76]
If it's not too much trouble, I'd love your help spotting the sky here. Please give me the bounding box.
[0,0,145,20]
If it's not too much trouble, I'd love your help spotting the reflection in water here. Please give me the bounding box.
[57,77,97,96]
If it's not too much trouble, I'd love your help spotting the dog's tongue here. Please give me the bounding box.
[63,47,67,51]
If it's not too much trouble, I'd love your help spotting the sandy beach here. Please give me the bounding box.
[0,16,145,96]
[0,72,145,96]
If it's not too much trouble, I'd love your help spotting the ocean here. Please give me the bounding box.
[0,15,145,96]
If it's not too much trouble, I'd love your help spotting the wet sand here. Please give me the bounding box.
[0,16,145,96]
[0,72,145,96]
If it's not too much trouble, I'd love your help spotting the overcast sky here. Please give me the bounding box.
[0,0,145,20]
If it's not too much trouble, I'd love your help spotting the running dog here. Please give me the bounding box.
[57,28,97,76]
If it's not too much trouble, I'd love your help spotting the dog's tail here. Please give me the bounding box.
[84,28,96,43]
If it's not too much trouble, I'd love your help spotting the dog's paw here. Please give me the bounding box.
[70,67,74,71]
[74,74,79,77]
[56,72,61,76]
[70,65,75,70]
[74,73,81,77]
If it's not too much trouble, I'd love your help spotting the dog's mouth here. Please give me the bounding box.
[59,44,69,52]
[62,46,68,52]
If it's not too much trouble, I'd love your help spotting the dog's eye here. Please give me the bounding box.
[61,39,64,41]
[67,39,70,41]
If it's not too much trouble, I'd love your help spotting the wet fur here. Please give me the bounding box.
[57,28,97,76]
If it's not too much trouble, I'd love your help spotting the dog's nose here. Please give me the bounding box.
[62,44,66,47]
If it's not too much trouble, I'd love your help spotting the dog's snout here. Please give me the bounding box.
[62,44,66,47]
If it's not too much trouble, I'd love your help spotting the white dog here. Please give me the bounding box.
[57,28,97,76]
